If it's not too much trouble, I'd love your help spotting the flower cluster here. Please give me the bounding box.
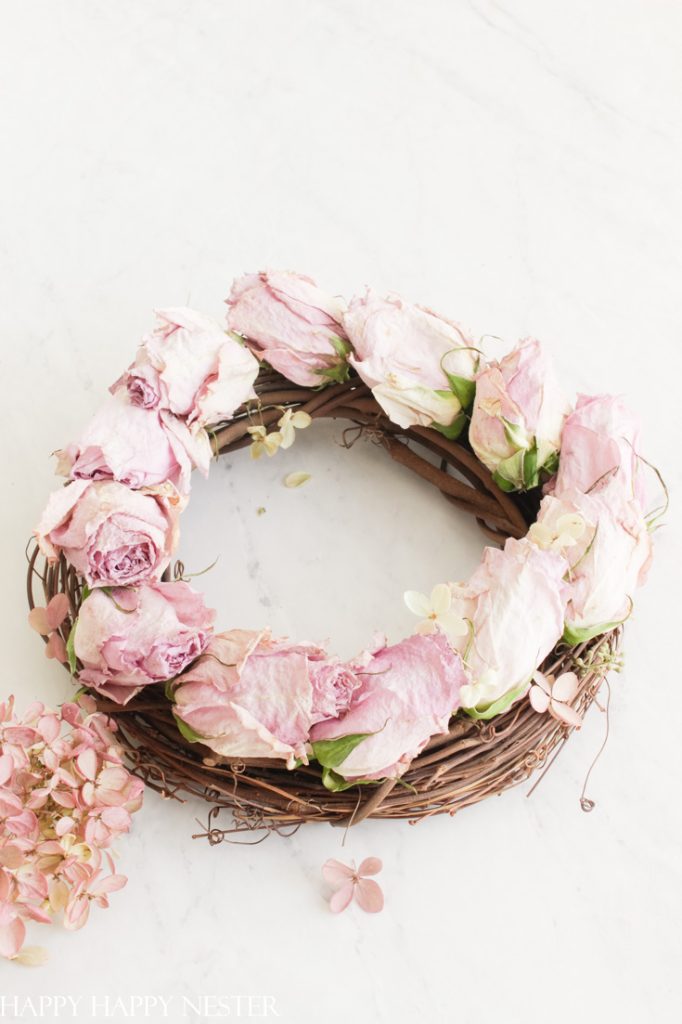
[32,268,657,794]
[0,695,143,962]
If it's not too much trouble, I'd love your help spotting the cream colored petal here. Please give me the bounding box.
[557,513,585,540]
[284,472,311,488]
[528,522,553,548]
[437,610,468,638]
[291,410,312,429]
[415,619,437,635]
[264,432,282,455]
[278,423,295,449]
[403,590,432,618]
[430,583,452,615]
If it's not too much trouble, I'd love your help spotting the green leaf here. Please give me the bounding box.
[173,713,204,744]
[80,584,91,602]
[464,681,528,720]
[320,766,379,792]
[431,412,467,441]
[164,678,177,702]
[311,732,372,770]
[444,372,476,410]
[65,621,78,675]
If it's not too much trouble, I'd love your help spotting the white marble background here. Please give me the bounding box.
[1,2,681,1021]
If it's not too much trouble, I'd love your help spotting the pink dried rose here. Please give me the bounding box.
[0,695,143,961]
[74,582,215,705]
[227,270,350,387]
[469,339,571,491]
[309,632,467,783]
[56,390,211,494]
[447,538,568,717]
[529,671,582,727]
[27,594,70,663]
[344,290,478,431]
[550,393,646,504]
[113,307,259,428]
[171,629,340,768]
[309,659,363,724]
[530,481,652,643]
[322,858,384,914]
[35,479,180,589]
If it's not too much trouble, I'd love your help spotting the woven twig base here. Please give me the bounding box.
[26,373,621,835]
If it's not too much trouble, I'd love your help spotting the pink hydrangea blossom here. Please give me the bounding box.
[0,695,143,961]
[322,858,384,914]
[74,582,215,705]
[35,479,180,589]
[227,270,349,386]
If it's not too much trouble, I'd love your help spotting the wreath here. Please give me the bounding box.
[26,272,657,838]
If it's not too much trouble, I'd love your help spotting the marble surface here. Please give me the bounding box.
[1,2,681,1021]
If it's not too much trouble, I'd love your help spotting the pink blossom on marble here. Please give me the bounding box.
[322,858,384,914]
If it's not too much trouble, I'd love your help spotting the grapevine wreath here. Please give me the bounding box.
[15,270,661,943]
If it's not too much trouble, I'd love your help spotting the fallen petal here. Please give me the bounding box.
[283,472,310,488]
[329,881,355,914]
[355,878,384,913]
[322,858,355,889]
[15,945,49,967]
[358,857,382,877]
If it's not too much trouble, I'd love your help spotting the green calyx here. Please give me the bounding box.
[563,605,632,646]
[431,411,468,441]
[444,372,476,410]
[463,681,528,721]
[315,336,352,385]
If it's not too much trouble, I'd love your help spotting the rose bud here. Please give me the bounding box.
[227,270,350,386]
